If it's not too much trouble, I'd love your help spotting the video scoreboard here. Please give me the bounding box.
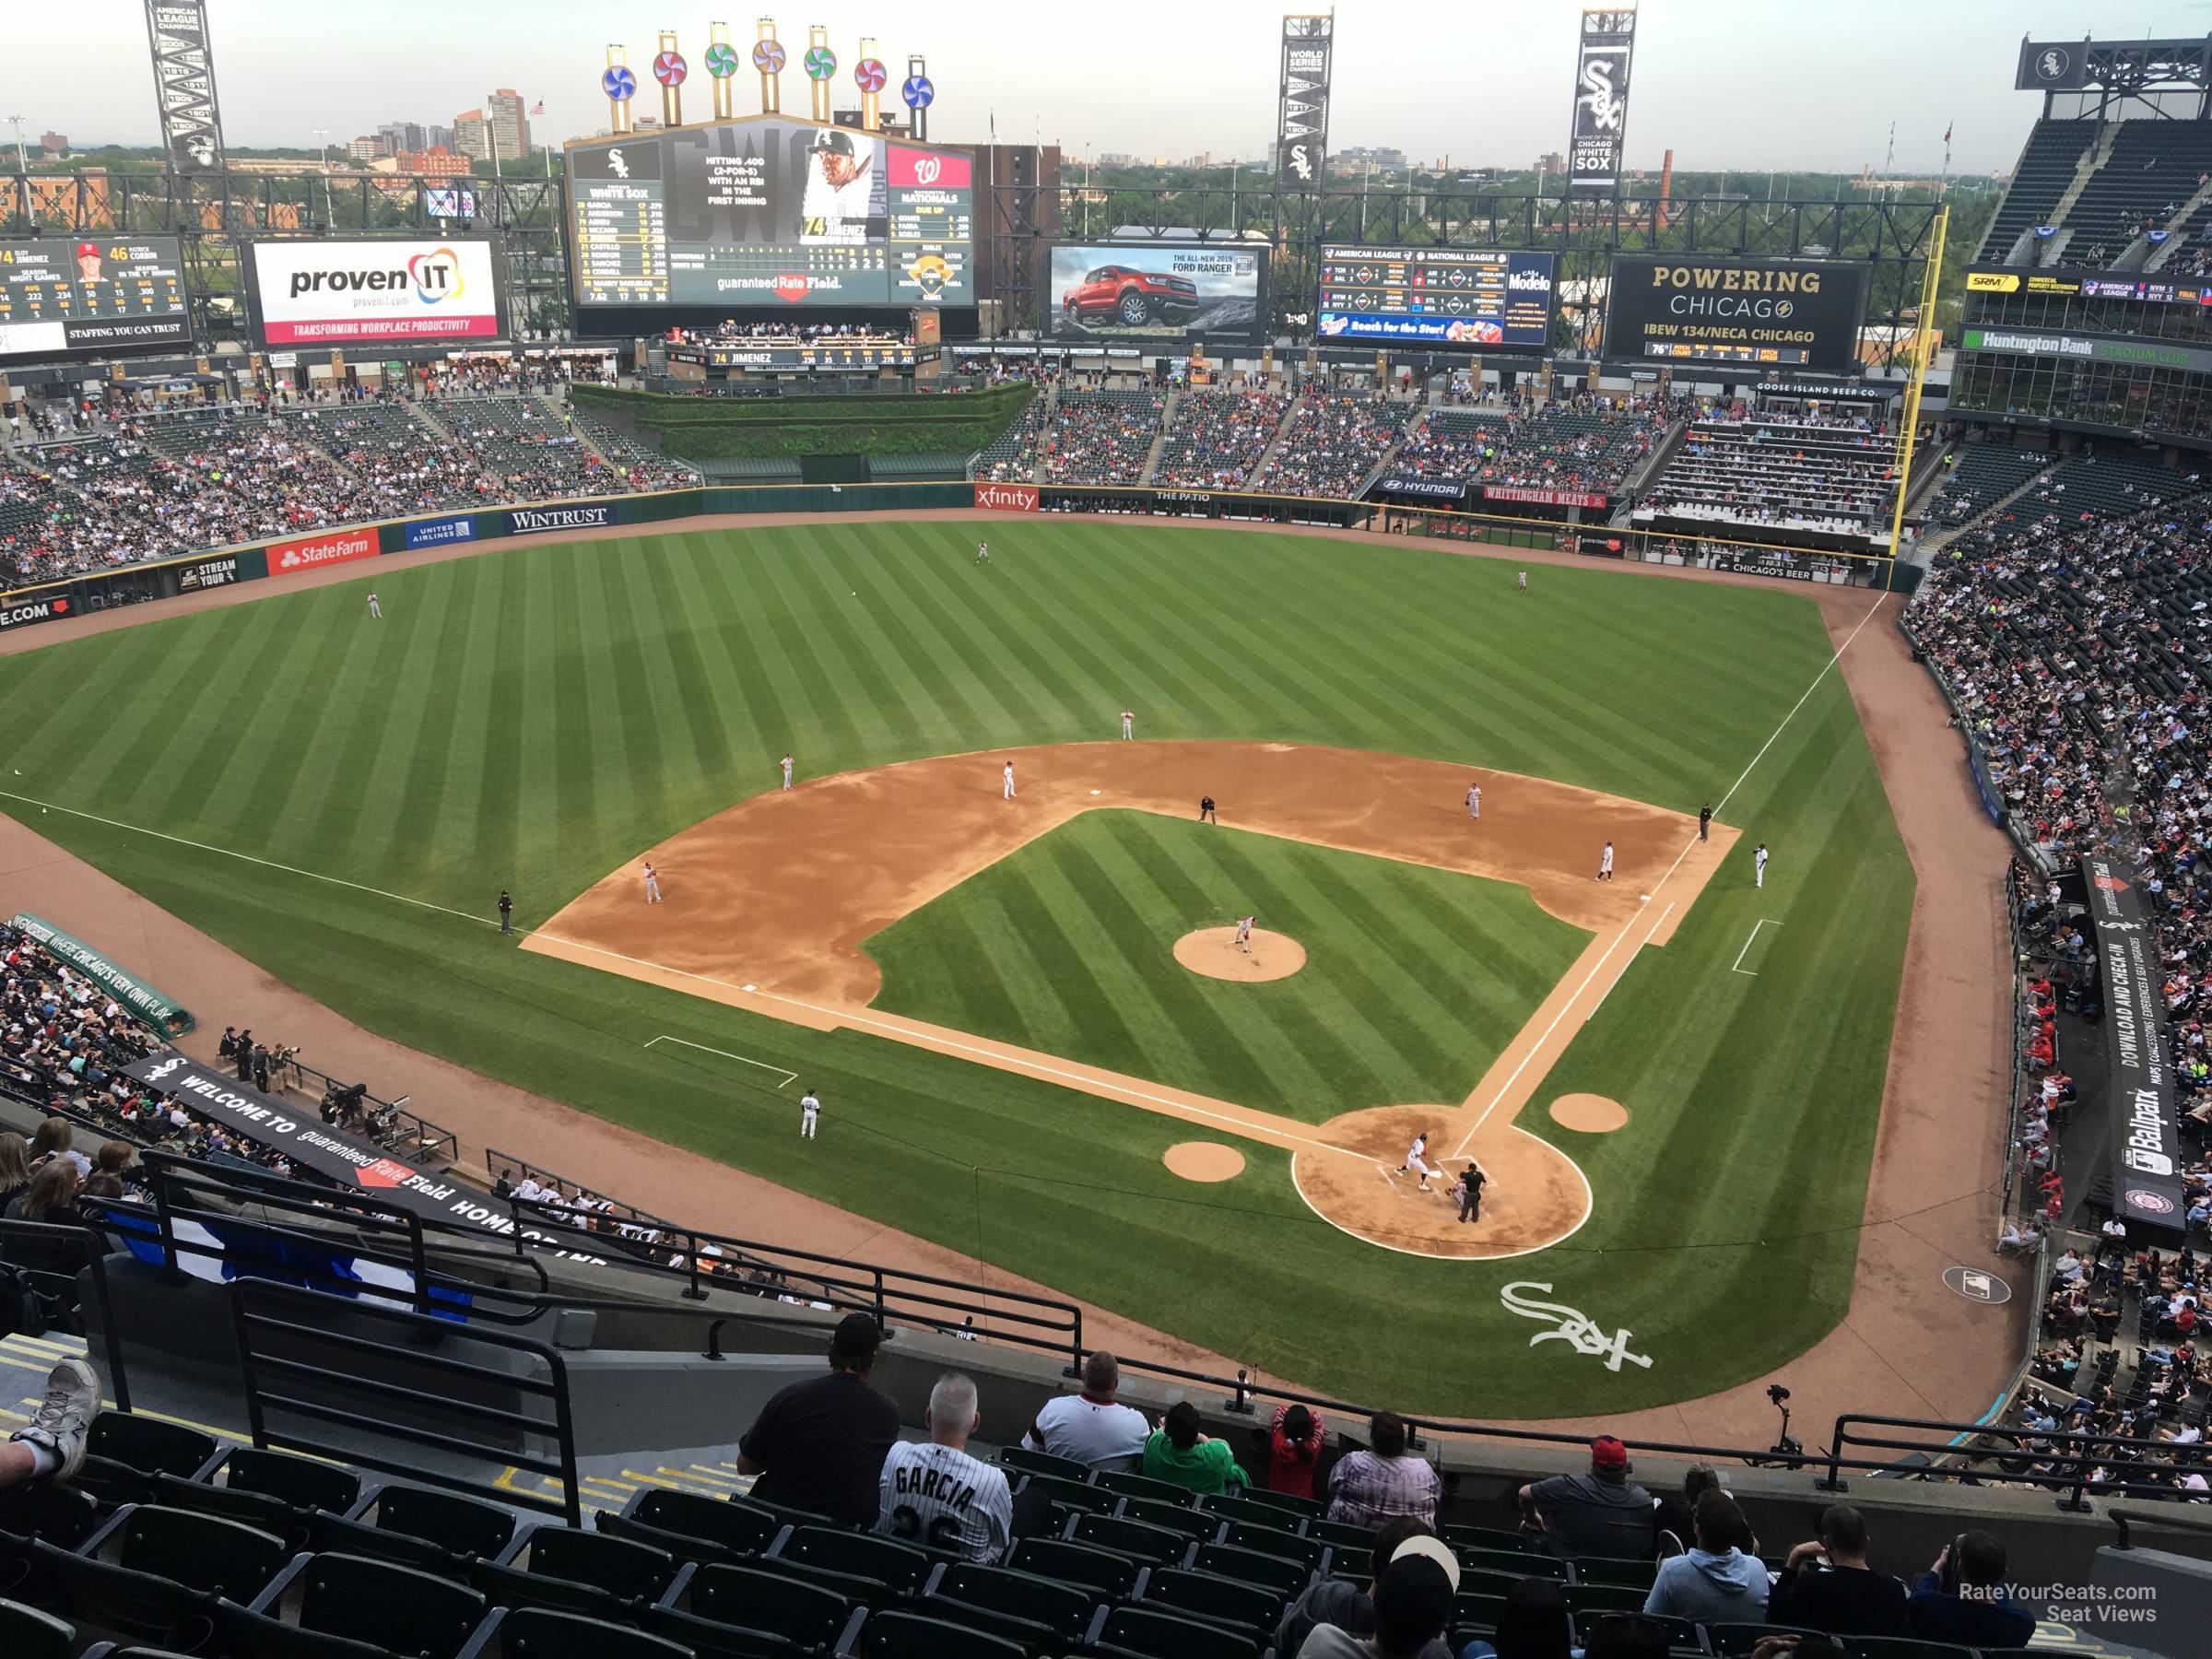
[1316,246,1556,350]
[0,237,193,368]
[567,115,973,315]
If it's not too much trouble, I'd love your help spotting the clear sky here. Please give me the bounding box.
[10,2,2204,173]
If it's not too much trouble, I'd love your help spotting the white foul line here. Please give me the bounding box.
[1585,902,1671,1024]
[1731,919,1779,977]
[644,1034,797,1088]
[1450,590,1888,1159]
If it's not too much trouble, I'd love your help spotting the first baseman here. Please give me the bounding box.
[1398,1132,1435,1191]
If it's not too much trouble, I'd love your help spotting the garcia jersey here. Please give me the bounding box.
[876,1440,1013,1562]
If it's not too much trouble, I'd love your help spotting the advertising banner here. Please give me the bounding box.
[1319,247,1555,350]
[1048,244,1267,343]
[242,238,508,347]
[268,527,378,577]
[1483,483,1610,510]
[9,912,194,1035]
[1376,475,1466,501]
[1962,267,2212,305]
[2017,39,2090,91]
[145,1,228,174]
[403,512,477,549]
[566,117,974,312]
[0,593,76,633]
[2083,856,2188,1235]
[173,552,243,594]
[697,341,919,369]
[1568,8,1638,194]
[973,481,1040,512]
[504,502,618,535]
[1277,15,1334,191]
[1959,326,2212,376]
[1604,256,1872,372]
[0,237,194,369]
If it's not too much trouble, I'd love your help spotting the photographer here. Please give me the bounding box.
[1906,1531,2033,1649]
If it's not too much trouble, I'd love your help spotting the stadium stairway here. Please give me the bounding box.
[1246,389,1308,481]
[2037,123,2124,266]
[2141,176,2212,271]
[1914,462,2053,558]
[1138,390,1178,484]
[1351,422,1414,500]
[546,394,614,468]
[406,400,463,449]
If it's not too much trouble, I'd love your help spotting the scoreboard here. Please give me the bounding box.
[0,237,193,368]
[567,115,973,315]
[1317,246,1556,350]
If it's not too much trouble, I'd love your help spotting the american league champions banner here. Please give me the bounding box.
[1277,15,1333,191]
[1568,8,1637,193]
[144,0,229,175]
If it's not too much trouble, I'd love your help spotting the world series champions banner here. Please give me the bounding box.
[1277,15,1333,191]
[1568,8,1637,194]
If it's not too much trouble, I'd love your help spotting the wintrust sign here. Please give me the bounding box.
[268,528,378,576]
[504,503,616,535]
[973,481,1040,512]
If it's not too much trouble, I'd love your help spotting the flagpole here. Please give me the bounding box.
[1940,121,1953,200]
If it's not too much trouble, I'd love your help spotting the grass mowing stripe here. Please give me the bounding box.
[839,521,1003,749]
[590,547,679,837]
[781,535,929,759]
[339,561,463,874]
[685,539,786,791]
[636,539,737,803]
[1041,529,1253,739]
[466,550,535,895]
[241,585,395,856]
[869,533,1061,741]
[91,602,291,825]
[379,559,487,888]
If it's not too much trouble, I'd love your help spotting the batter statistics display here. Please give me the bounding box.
[0,237,193,368]
[567,115,973,311]
[1317,246,1555,349]
[1605,255,1872,371]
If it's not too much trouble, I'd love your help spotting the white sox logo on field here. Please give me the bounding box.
[1500,1282,1652,1371]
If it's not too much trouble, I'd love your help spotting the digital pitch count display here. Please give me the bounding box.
[0,237,193,367]
[1316,245,1556,350]
[568,115,973,312]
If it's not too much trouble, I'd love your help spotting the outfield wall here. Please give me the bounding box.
[0,477,1910,641]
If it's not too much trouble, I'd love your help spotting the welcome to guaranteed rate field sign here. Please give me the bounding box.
[1604,255,1872,372]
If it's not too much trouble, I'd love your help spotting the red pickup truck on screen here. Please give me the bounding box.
[1061,265,1201,328]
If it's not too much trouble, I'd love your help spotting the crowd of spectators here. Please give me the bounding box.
[1253,392,1417,500]
[1636,412,1895,538]
[1396,394,1677,497]
[1042,392,1165,486]
[1154,388,1291,488]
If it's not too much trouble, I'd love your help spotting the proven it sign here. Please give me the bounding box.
[268,527,377,576]
[246,238,506,345]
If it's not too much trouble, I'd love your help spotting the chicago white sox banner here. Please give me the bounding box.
[1568,8,1638,194]
[1277,15,1333,192]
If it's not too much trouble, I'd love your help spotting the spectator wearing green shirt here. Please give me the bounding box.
[1142,1401,1250,1496]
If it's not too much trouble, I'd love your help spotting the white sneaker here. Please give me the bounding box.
[11,1359,98,1480]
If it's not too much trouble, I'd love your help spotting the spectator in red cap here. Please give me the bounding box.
[1519,1435,1655,1559]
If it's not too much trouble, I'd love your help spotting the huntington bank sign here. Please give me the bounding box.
[2085,858,2188,1233]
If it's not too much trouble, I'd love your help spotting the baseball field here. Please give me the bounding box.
[0,518,1913,1416]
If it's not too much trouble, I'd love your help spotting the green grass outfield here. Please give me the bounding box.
[0,521,1912,1416]
[866,811,1588,1121]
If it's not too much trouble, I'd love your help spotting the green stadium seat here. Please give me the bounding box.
[1081,1602,1265,1659]
[1235,1486,1324,1519]
[493,1606,691,1657]
[1566,1581,1653,1614]
[924,1560,1095,1639]
[1139,1565,1286,1632]
[995,1445,1088,1482]
[621,1488,787,1557]
[366,1485,517,1560]
[50,1505,290,1642]
[84,1416,218,1479]
[1455,1593,1511,1630]
[594,1507,747,1570]
[1192,1492,1297,1531]
[216,1597,421,1659]
[912,1594,1059,1654]
[1462,1566,1537,1599]
[1304,1518,1377,1555]
[469,1558,629,1623]
[854,1607,1029,1658]
[0,1477,100,1549]
[1847,1639,1987,1659]
[1183,1540,1312,1599]
[1019,1473,1117,1515]
[1065,1509,1190,1565]
[1446,1524,1532,1552]
[1573,1556,1660,1590]
[255,1551,489,1659]
[681,1560,858,1649]
[1707,1624,1831,1655]
[1464,1543,1564,1580]
[639,1604,806,1657]
[1091,1468,1192,1505]
[1217,1520,1324,1572]
[1006,1536,1143,1598]
[67,1454,157,1512]
[1113,1495,1222,1542]
[305,1510,464,1579]
[772,1526,939,1596]
[147,1472,311,1554]
[0,1598,74,1659]
[211,1446,363,1515]
[1581,1610,1708,1652]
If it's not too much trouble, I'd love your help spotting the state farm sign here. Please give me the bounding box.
[973,481,1040,512]
[268,527,378,576]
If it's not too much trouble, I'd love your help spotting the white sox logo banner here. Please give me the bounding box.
[1277,15,1333,192]
[2084,858,2187,1232]
[1568,8,1638,194]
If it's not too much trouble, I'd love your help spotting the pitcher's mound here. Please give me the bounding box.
[1173,928,1306,982]
[1164,1142,1246,1182]
[1549,1093,1629,1132]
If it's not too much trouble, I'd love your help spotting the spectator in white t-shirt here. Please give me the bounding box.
[876,1372,1013,1562]
[1023,1350,1149,1471]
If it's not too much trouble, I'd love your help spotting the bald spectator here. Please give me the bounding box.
[1023,1350,1150,1472]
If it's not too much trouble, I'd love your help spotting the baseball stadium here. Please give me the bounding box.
[0,9,2207,1659]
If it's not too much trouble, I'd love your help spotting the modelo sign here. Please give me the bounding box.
[246,238,507,346]
[1605,255,1871,373]
[973,481,1040,512]
[268,527,378,576]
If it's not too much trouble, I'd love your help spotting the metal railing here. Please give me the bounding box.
[228,1279,583,1526]
[263,1050,455,1166]
[482,1147,681,1236]
[1828,1414,2212,1512]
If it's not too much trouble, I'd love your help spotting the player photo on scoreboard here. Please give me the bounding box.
[798,128,888,244]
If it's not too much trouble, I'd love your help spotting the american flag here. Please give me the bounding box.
[531,100,546,116]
